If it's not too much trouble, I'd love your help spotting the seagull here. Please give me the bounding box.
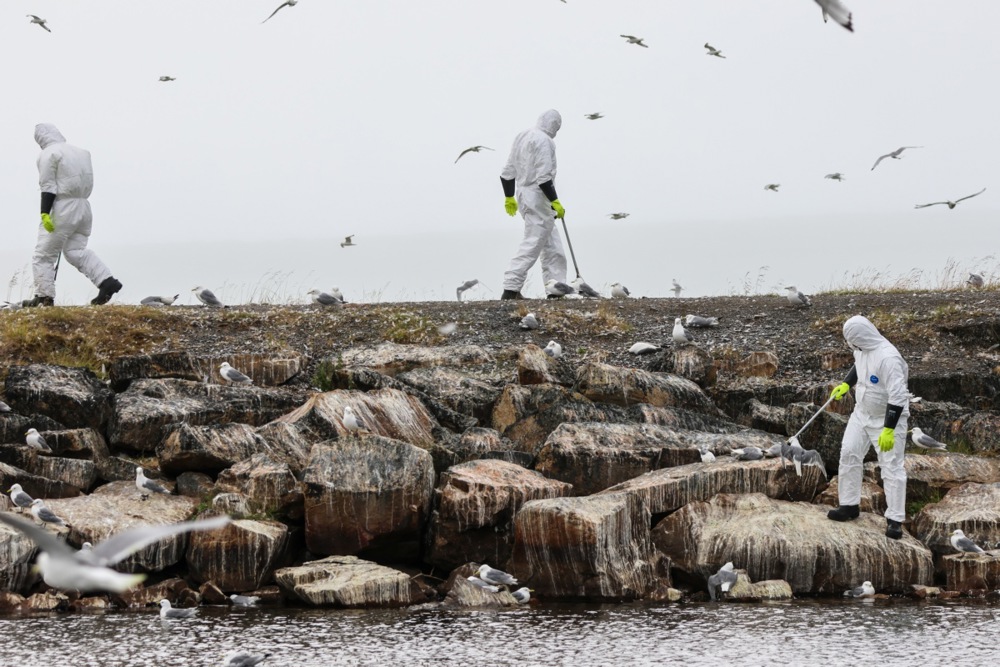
[914,188,986,210]
[792,448,827,477]
[685,315,719,328]
[608,212,629,220]
[731,447,764,461]
[477,564,518,586]
[219,362,253,386]
[328,287,347,303]
[543,341,563,358]
[967,273,985,289]
[671,279,683,297]
[545,279,576,297]
[0,400,10,412]
[454,146,494,163]
[816,0,854,32]
[825,173,845,181]
[707,562,738,601]
[584,113,604,120]
[158,76,176,82]
[908,428,947,452]
[192,286,224,307]
[784,286,812,308]
[230,594,261,606]
[466,576,500,593]
[135,467,171,500]
[159,599,198,619]
[7,484,34,513]
[307,289,344,307]
[340,235,356,248]
[27,15,51,32]
[610,282,630,298]
[343,406,365,435]
[620,34,648,48]
[262,0,297,23]
[871,146,922,171]
[672,318,694,345]
[570,277,601,298]
[629,342,661,355]
[437,322,458,336]
[141,294,179,306]
[456,279,480,302]
[704,43,726,58]
[843,581,875,598]
[512,587,533,603]
[25,428,52,453]
[225,652,271,667]
[951,529,987,557]
[30,499,67,527]
[0,512,230,593]
[699,447,716,463]
[764,184,780,192]
[519,312,539,330]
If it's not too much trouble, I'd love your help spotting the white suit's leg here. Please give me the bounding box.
[837,412,871,507]
[503,193,551,292]
[539,222,567,286]
[31,223,70,298]
[58,200,112,288]
[876,415,908,522]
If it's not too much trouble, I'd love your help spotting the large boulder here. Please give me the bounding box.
[0,446,96,493]
[813,475,886,515]
[865,453,1000,502]
[509,493,659,601]
[435,427,534,470]
[941,551,1000,591]
[302,438,434,560]
[396,367,502,425]
[671,346,717,388]
[110,351,306,390]
[0,413,65,446]
[0,461,82,500]
[187,519,290,591]
[216,454,302,518]
[4,365,113,430]
[274,555,420,607]
[0,522,40,594]
[498,395,631,455]
[338,342,493,377]
[598,458,826,521]
[632,404,744,434]
[516,344,574,386]
[426,459,572,571]
[575,363,718,414]
[157,422,270,475]
[911,482,1000,557]
[253,422,314,475]
[652,493,933,594]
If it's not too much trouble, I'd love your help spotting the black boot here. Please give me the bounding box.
[886,519,903,540]
[827,505,860,522]
[21,295,54,308]
[546,294,563,299]
[91,277,123,305]
[500,290,524,301]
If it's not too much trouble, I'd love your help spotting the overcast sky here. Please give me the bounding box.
[1,1,998,304]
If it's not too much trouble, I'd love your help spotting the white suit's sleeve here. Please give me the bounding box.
[532,138,556,185]
[38,148,59,193]
[882,356,909,408]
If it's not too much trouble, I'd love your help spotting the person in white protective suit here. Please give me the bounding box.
[498,109,568,300]
[827,315,909,539]
[23,124,122,307]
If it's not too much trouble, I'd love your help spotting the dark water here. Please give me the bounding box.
[0,600,995,667]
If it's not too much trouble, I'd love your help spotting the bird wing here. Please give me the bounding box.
[0,512,75,557]
[38,507,63,522]
[142,478,170,494]
[913,202,947,209]
[870,154,890,171]
[956,536,983,552]
[815,0,853,31]
[915,433,946,448]
[344,235,354,243]
[317,293,341,306]
[262,1,290,23]
[454,148,474,163]
[955,188,986,203]
[85,516,231,566]
[200,289,222,306]
[620,34,637,39]
[622,286,630,295]
[227,369,252,383]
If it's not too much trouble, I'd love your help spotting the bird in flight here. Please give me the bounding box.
[671,279,683,297]
[455,145,494,163]
[27,15,51,32]
[871,146,922,171]
[620,35,648,48]
[825,173,845,181]
[764,184,780,192]
[608,212,629,220]
[914,188,986,210]
[263,0,298,23]
[704,43,726,58]
[816,0,853,32]
[159,76,176,82]
[584,113,604,120]
[341,235,356,248]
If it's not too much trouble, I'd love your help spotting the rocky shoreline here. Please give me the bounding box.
[2,290,1000,613]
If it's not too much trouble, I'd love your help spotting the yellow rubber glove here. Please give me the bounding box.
[41,213,54,233]
[551,199,565,219]
[830,382,850,401]
[878,427,896,452]
[504,197,518,217]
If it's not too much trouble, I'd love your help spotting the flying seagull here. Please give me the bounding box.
[784,286,812,307]
[25,428,52,453]
[307,289,343,307]
[816,0,853,32]
[914,188,986,210]
[477,563,518,586]
[967,273,985,289]
[141,294,179,306]
[825,173,845,181]
[610,282,630,298]
[908,428,947,452]
[672,318,694,345]
[543,340,563,358]
[764,183,780,192]
[158,76,176,82]
[950,529,986,557]
[455,145,494,163]
[159,599,197,619]
[585,113,604,120]
[7,484,34,513]
[843,581,875,598]
[27,15,51,32]
[262,0,297,23]
[192,286,224,307]
[340,235,356,248]
[671,279,683,297]
[0,512,230,593]
[707,562,738,601]
[456,279,480,302]
[608,212,629,220]
[219,362,253,385]
[620,35,648,48]
[135,467,171,499]
[704,43,726,58]
[871,146,922,171]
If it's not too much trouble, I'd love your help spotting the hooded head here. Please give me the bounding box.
[842,315,887,352]
[536,109,562,138]
[34,123,66,150]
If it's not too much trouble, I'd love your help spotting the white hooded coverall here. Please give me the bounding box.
[32,123,113,299]
[838,315,909,522]
[500,109,568,292]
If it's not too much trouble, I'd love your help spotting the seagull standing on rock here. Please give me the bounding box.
[219,362,253,385]
[951,529,987,557]
[135,467,171,499]
[672,318,694,345]
[610,282,630,298]
[307,289,343,307]
[519,312,539,330]
[192,286,224,307]
[343,406,365,436]
[699,447,716,463]
[908,427,947,452]
[477,564,518,586]
[784,286,812,307]
[25,428,52,453]
[707,562,738,600]
[7,484,34,513]
[570,277,601,298]
[31,499,67,527]
[512,587,533,603]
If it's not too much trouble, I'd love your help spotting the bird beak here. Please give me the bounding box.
[30,564,40,574]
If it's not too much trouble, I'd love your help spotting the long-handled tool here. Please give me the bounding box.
[560,217,581,280]
[780,392,837,497]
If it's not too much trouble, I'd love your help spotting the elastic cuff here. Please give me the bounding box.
[40,192,56,215]
[883,404,903,430]
[538,180,558,202]
[500,177,515,198]
[843,366,857,387]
